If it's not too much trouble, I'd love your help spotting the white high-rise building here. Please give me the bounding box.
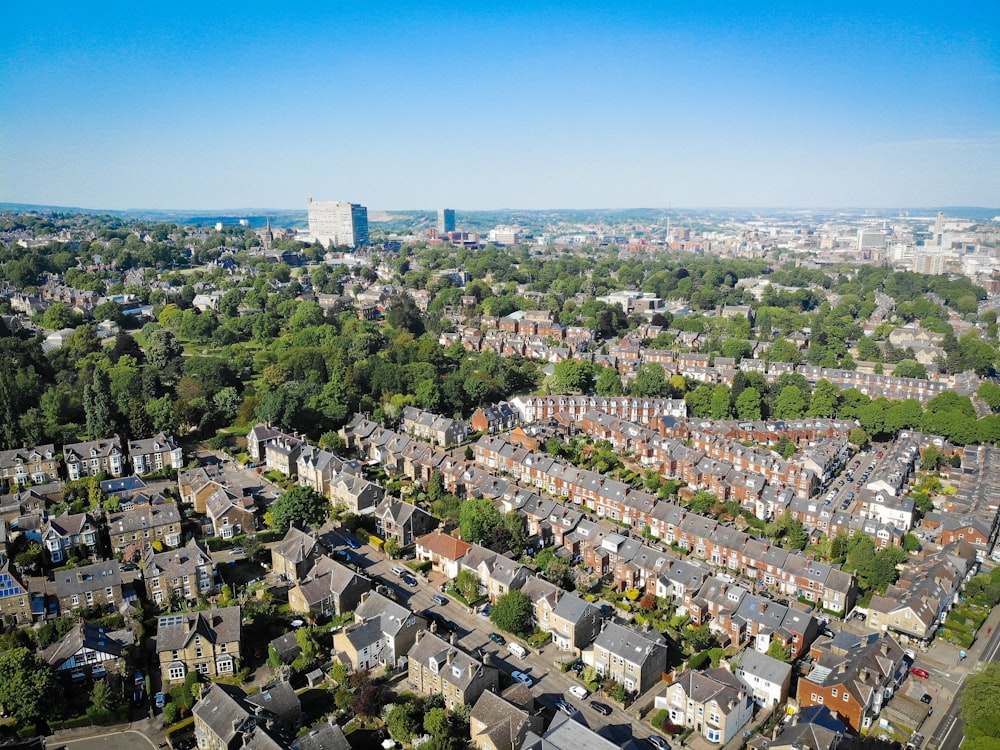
[306,199,369,247]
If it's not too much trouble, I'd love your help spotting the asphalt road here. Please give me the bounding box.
[315,524,665,747]
[928,620,1000,750]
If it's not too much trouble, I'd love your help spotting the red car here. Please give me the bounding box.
[910,667,930,679]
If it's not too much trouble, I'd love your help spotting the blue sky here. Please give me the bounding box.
[2,1,998,210]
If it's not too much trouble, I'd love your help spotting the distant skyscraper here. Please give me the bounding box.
[437,208,456,234]
[306,199,369,247]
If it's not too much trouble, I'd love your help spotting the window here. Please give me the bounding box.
[843,693,849,702]
[168,664,185,681]
[832,689,838,697]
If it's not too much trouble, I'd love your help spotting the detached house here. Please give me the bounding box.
[584,621,668,695]
[732,648,793,709]
[548,590,602,653]
[43,621,133,681]
[157,606,241,683]
[63,437,125,480]
[659,667,754,745]
[193,682,287,750]
[406,630,500,711]
[373,498,438,547]
[127,432,183,475]
[271,526,330,583]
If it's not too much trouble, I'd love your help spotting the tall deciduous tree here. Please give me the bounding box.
[459,497,502,545]
[0,647,56,720]
[489,590,532,636]
[267,486,329,534]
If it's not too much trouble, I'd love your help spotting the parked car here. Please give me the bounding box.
[568,685,589,699]
[391,566,405,577]
[910,667,930,678]
[344,535,361,549]
[921,693,933,704]
[646,735,671,750]
[590,701,612,716]
[511,671,534,686]
[555,700,577,716]
[121,563,138,572]
[432,595,448,605]
[229,547,245,555]
[155,692,166,708]
[480,604,492,617]
[488,632,506,645]
[401,574,418,586]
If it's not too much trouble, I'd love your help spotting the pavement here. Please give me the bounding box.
[917,600,1000,749]
[51,714,164,748]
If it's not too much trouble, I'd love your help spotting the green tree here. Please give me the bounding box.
[424,707,451,737]
[630,363,669,397]
[735,387,763,421]
[807,380,840,417]
[962,663,1000,741]
[145,327,184,372]
[383,538,401,559]
[0,647,56,720]
[83,366,115,439]
[921,445,944,471]
[849,427,869,450]
[594,366,624,396]
[489,590,533,636]
[685,623,717,651]
[455,569,480,602]
[385,702,421,742]
[709,384,732,420]
[978,382,1000,411]
[774,385,806,419]
[90,679,117,714]
[459,497,502,545]
[893,359,927,379]
[267,486,329,534]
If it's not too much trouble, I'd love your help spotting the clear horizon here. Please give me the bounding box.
[3,2,999,210]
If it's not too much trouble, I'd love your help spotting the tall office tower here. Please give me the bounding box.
[306,199,370,247]
[437,208,456,234]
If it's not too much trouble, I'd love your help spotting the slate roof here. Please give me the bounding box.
[156,606,241,653]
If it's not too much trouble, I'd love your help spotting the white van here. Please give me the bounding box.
[508,642,527,659]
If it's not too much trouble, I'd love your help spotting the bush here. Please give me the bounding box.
[652,709,671,730]
[16,724,38,739]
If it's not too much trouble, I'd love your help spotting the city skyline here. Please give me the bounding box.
[3,2,998,211]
